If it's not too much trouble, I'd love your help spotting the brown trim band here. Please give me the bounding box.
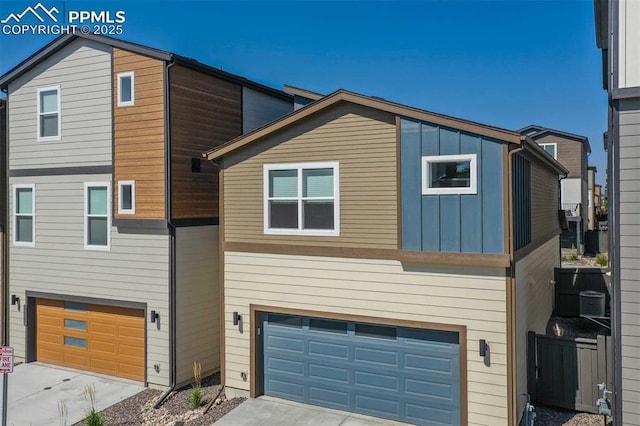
[249,304,468,425]
[224,241,511,268]
[513,229,561,262]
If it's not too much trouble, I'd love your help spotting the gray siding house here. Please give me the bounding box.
[596,0,640,423]
[0,33,292,390]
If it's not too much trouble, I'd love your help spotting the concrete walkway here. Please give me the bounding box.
[0,363,144,426]
[214,397,411,426]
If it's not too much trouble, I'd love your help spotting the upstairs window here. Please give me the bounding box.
[117,72,135,107]
[264,162,339,236]
[118,181,135,214]
[422,154,477,195]
[539,143,557,159]
[85,183,111,250]
[14,184,35,246]
[37,86,60,140]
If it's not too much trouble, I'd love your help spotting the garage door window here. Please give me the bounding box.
[64,336,87,348]
[64,301,87,312]
[355,323,397,340]
[85,183,111,250]
[64,319,87,331]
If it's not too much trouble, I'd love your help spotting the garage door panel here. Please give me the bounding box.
[264,313,461,425]
[36,298,144,381]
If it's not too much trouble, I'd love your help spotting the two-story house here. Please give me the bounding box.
[596,0,640,423]
[205,90,567,425]
[0,33,292,390]
[519,125,591,252]
[587,165,598,231]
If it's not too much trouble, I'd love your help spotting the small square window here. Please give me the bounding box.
[118,181,135,214]
[421,154,477,195]
[539,143,557,159]
[117,72,135,107]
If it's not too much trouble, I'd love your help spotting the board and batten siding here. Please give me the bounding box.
[242,87,293,134]
[113,48,166,220]
[170,65,241,220]
[619,98,640,425]
[514,236,559,417]
[8,39,112,170]
[224,251,510,425]
[224,103,397,249]
[8,174,170,386]
[175,226,220,386]
[530,159,561,243]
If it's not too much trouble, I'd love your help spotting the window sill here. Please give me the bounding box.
[37,136,61,142]
[84,245,111,252]
[264,228,340,237]
[13,241,35,248]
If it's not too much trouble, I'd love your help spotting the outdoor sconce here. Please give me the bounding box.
[233,311,242,326]
[479,339,488,357]
[11,295,19,306]
[150,310,159,323]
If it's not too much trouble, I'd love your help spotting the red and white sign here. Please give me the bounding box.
[0,347,14,373]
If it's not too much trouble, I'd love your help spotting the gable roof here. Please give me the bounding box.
[284,85,324,101]
[517,125,591,154]
[0,34,291,101]
[206,89,523,157]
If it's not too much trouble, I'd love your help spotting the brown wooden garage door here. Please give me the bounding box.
[36,298,145,381]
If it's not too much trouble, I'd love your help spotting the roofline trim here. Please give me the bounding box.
[283,85,324,101]
[205,90,524,160]
[520,135,570,175]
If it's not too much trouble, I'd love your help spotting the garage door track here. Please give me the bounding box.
[0,363,144,425]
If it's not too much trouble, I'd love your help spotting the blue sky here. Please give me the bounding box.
[0,0,607,185]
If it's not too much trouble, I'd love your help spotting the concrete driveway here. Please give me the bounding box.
[214,397,411,426]
[0,363,144,426]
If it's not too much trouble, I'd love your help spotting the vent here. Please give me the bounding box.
[579,291,606,318]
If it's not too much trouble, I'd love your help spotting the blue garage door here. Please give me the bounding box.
[263,313,461,425]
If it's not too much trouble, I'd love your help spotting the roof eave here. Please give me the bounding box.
[521,135,569,176]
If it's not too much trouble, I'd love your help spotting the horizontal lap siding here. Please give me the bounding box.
[170,65,241,219]
[113,48,166,220]
[531,160,561,242]
[8,174,170,386]
[619,100,640,424]
[8,39,112,169]
[224,104,397,248]
[514,236,559,416]
[224,251,508,425]
[175,226,220,385]
[534,135,584,178]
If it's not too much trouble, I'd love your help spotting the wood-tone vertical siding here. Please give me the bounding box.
[514,236,559,417]
[175,226,220,385]
[619,99,640,424]
[113,48,166,220]
[8,39,112,170]
[169,65,242,219]
[7,174,170,386]
[530,157,561,242]
[534,134,584,179]
[224,103,397,248]
[224,251,509,425]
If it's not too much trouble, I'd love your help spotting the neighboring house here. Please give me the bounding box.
[588,166,597,230]
[205,90,567,425]
[0,33,292,389]
[596,0,640,424]
[519,125,591,251]
[284,84,323,109]
[594,184,603,217]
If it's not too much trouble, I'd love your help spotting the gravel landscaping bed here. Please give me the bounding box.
[73,372,245,426]
[536,405,612,425]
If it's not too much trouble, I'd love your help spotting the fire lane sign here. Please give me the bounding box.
[0,347,14,373]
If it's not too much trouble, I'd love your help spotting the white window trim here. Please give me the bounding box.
[13,184,35,247]
[263,161,340,237]
[84,182,111,251]
[421,154,478,195]
[539,143,558,159]
[36,85,61,141]
[118,180,136,214]
[117,72,135,107]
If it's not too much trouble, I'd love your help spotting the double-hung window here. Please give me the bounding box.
[264,162,339,236]
[422,154,477,195]
[37,86,60,140]
[85,183,111,250]
[14,184,35,246]
[117,72,135,107]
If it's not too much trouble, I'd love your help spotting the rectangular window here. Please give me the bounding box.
[84,183,111,250]
[64,336,87,349]
[37,86,60,140]
[64,319,87,331]
[117,72,135,106]
[422,154,477,195]
[64,301,87,312]
[539,143,557,159]
[264,162,339,236]
[14,184,35,246]
[118,181,135,214]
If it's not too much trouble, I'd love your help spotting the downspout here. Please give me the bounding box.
[506,141,525,425]
[154,59,177,409]
[1,93,8,349]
